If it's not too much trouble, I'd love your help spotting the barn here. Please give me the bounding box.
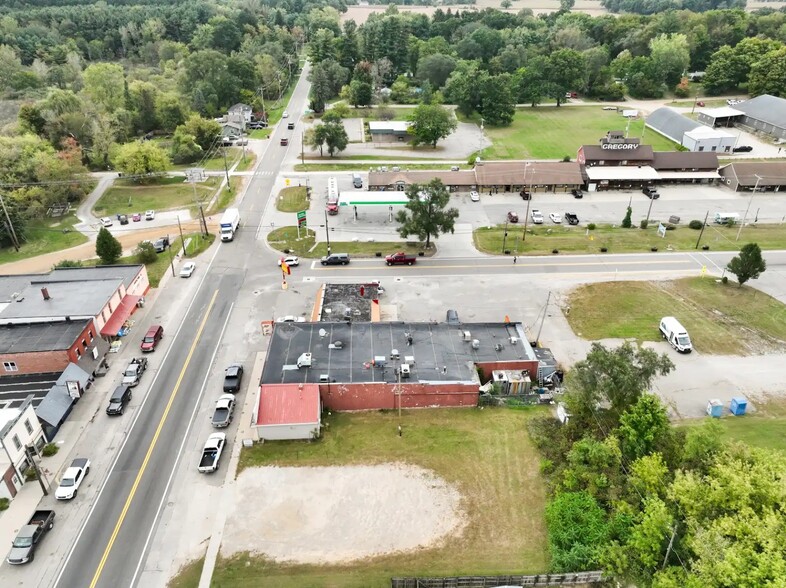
[732,94,786,141]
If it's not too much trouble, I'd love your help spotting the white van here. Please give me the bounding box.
[714,212,739,225]
[659,317,692,353]
[352,173,363,188]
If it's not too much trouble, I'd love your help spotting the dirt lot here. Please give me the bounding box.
[222,464,464,564]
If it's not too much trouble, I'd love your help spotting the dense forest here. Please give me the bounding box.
[601,0,747,15]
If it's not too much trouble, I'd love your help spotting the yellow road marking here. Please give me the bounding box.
[88,289,219,588]
[313,259,695,270]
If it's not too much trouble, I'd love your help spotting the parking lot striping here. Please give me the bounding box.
[87,289,219,588]
[129,301,235,588]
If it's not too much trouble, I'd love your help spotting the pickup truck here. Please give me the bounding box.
[198,432,226,473]
[212,394,235,428]
[121,357,148,387]
[55,457,90,500]
[6,510,55,565]
[385,252,417,266]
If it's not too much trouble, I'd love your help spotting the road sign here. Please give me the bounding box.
[285,178,291,186]
[297,210,307,227]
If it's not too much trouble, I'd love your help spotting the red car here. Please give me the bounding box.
[132,213,141,222]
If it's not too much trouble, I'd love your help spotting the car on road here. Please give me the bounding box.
[280,137,289,146]
[531,209,544,224]
[278,255,299,267]
[642,186,660,199]
[277,315,306,323]
[100,217,113,227]
[696,101,705,107]
[132,212,141,222]
[287,122,295,130]
[727,99,742,106]
[154,236,170,252]
[469,190,480,202]
[571,189,584,199]
[211,394,235,428]
[507,211,519,223]
[321,253,350,265]
[282,111,289,118]
[248,121,267,129]
[180,261,196,278]
[106,385,132,415]
[223,364,244,393]
[119,214,129,225]
[520,189,531,200]
[733,145,753,152]
[549,212,563,224]
[565,212,580,225]
[55,458,90,500]
[145,210,155,220]
[385,252,417,266]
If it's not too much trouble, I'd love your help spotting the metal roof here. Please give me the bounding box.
[646,107,701,143]
[0,320,90,353]
[369,121,411,132]
[43,265,143,288]
[652,151,719,170]
[35,363,91,427]
[256,384,320,426]
[581,144,654,161]
[368,170,476,187]
[338,191,409,206]
[719,161,786,186]
[0,279,122,321]
[699,106,744,118]
[733,94,786,130]
[475,162,583,185]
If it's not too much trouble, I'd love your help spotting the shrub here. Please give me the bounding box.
[42,442,59,457]
[722,275,729,284]
[587,223,596,230]
[0,497,9,511]
[562,155,571,162]
[689,219,703,230]
[24,467,38,481]
[665,223,676,231]
[622,206,633,228]
[136,241,157,264]
[640,219,649,229]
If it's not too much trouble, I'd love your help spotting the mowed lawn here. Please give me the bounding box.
[0,213,87,264]
[482,106,678,160]
[267,226,428,258]
[566,277,786,355]
[94,176,220,217]
[201,408,549,588]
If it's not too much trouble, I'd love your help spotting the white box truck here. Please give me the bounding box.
[219,208,240,241]
[659,316,692,353]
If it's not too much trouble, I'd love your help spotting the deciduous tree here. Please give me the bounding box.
[395,179,459,248]
[726,242,766,286]
[82,63,126,113]
[408,104,457,147]
[112,141,171,179]
[322,120,348,157]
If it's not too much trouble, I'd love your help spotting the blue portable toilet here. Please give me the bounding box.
[730,397,748,416]
[707,399,723,418]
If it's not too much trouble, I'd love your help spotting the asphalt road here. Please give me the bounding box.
[51,65,315,588]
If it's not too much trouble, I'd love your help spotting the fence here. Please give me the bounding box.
[391,571,604,588]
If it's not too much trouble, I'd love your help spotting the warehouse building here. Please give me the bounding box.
[646,108,735,153]
[732,94,786,140]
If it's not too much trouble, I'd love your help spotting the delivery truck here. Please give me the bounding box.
[659,316,693,353]
[219,208,240,242]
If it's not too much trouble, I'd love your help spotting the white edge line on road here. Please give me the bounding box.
[51,242,223,588]
[129,301,236,588]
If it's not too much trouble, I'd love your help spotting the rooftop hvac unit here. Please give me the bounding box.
[462,331,472,342]
[297,353,312,368]
[374,356,386,368]
[404,355,415,364]
[471,339,480,350]
[319,374,329,383]
[509,337,518,345]
[400,364,410,378]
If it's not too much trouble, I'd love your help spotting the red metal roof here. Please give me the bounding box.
[256,384,320,426]
[100,294,141,337]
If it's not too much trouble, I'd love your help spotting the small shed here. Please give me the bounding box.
[369,121,412,143]
[253,383,321,441]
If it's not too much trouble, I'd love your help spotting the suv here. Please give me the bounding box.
[507,211,519,223]
[119,214,129,225]
[223,364,244,393]
[571,189,584,199]
[106,385,132,415]
[565,212,580,225]
[320,253,350,266]
[140,324,163,352]
[287,122,295,130]
[531,209,544,224]
[642,186,660,199]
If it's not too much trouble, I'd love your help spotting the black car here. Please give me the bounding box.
[223,364,244,393]
[321,253,350,265]
[571,189,584,199]
[642,186,660,199]
[520,189,531,200]
[119,214,129,225]
[733,145,753,153]
[287,122,295,130]
[565,212,580,225]
[154,236,170,252]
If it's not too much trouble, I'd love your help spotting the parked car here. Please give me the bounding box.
[565,212,580,225]
[520,189,531,200]
[727,99,742,106]
[507,211,519,223]
[470,190,480,202]
[154,236,170,252]
[642,186,660,199]
[119,214,129,225]
[549,212,563,224]
[100,217,113,227]
[55,458,90,500]
[132,212,141,222]
[197,433,226,473]
[145,210,155,220]
[733,145,753,152]
[278,255,299,267]
[602,106,617,111]
[287,122,295,130]
[211,395,235,428]
[223,364,244,393]
[531,209,544,224]
[140,324,163,352]
[121,357,148,387]
[696,101,705,107]
[180,261,196,278]
[106,385,132,415]
[6,510,55,565]
[280,137,289,146]
[571,189,584,199]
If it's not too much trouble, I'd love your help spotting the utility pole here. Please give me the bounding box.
[324,208,331,255]
[199,205,208,236]
[501,218,509,254]
[0,193,20,251]
[222,147,230,187]
[522,163,533,241]
[177,216,186,257]
[301,130,305,166]
[644,193,655,227]
[25,446,48,496]
[695,211,709,249]
[534,291,551,348]
[166,235,175,277]
[737,174,761,241]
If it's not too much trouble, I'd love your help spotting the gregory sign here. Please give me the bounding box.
[601,143,639,150]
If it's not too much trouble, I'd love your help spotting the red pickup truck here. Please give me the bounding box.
[385,252,417,266]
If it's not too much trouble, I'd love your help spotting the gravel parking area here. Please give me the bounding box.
[222,464,465,564]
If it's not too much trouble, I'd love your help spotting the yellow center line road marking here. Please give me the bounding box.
[313,259,696,270]
[88,289,219,588]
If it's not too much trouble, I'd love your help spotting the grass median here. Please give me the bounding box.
[0,213,87,265]
[566,277,786,355]
[276,187,308,212]
[94,177,219,218]
[267,226,429,258]
[473,222,786,255]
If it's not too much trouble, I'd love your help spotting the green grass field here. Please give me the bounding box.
[0,213,88,265]
[480,106,679,160]
[196,408,547,587]
[94,177,219,217]
[121,232,215,287]
[267,226,429,258]
[276,186,308,212]
[473,222,786,256]
[566,277,786,355]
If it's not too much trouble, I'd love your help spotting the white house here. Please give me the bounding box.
[252,384,321,441]
[228,103,253,123]
[0,395,47,500]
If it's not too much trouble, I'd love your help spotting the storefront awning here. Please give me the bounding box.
[658,171,721,180]
[100,294,141,337]
[585,166,660,181]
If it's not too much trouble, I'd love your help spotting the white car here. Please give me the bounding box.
[278,255,299,267]
[55,458,90,500]
[531,209,544,224]
[277,315,306,323]
[469,191,480,202]
[180,261,196,278]
[282,111,289,118]
[549,213,563,224]
[145,210,155,220]
[100,217,113,227]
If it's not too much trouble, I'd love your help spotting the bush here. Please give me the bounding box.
[0,497,9,511]
[467,153,478,166]
[53,259,83,269]
[587,223,596,230]
[42,442,59,457]
[622,206,633,228]
[640,219,649,229]
[136,241,157,264]
[665,223,676,231]
[24,467,38,481]
[722,275,729,284]
[689,219,703,230]
[562,155,571,162]
[375,105,395,121]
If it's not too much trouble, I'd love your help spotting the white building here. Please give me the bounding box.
[0,395,47,500]
[646,107,736,153]
[252,384,321,441]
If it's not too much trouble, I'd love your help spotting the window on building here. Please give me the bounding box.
[698,146,704,152]
[12,434,22,450]
[3,361,18,372]
[76,348,81,360]
[82,339,87,348]
[24,418,33,435]
[89,329,94,341]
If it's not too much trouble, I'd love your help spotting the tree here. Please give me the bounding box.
[726,242,766,286]
[178,115,221,151]
[128,80,159,133]
[408,104,457,147]
[170,129,202,164]
[395,179,459,248]
[82,63,126,113]
[748,47,786,97]
[702,46,745,95]
[548,49,586,106]
[617,394,673,462]
[112,141,171,179]
[649,34,690,88]
[545,491,608,571]
[348,79,372,107]
[304,126,325,157]
[479,74,516,125]
[322,120,348,157]
[622,205,633,228]
[156,93,188,133]
[96,227,122,265]
[135,240,157,264]
[416,54,457,89]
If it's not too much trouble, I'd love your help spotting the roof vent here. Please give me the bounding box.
[41,287,50,300]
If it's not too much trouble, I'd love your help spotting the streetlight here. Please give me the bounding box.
[736,174,762,241]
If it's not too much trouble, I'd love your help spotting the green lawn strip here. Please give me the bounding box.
[668,98,735,108]
[480,107,678,160]
[565,277,786,355]
[206,177,240,215]
[170,148,241,172]
[166,557,204,588]
[294,162,468,172]
[248,128,271,140]
[0,213,88,265]
[328,155,465,162]
[276,187,308,212]
[223,408,548,587]
[267,226,429,258]
[95,177,220,217]
[473,222,786,256]
[234,151,257,172]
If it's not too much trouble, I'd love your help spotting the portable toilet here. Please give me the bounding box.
[706,399,723,418]
[730,397,748,416]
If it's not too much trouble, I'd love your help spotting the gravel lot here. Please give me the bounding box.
[222,464,465,564]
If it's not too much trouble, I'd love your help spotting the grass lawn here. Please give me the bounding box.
[205,408,547,587]
[94,177,219,217]
[267,226,430,258]
[480,106,678,160]
[0,213,88,265]
[566,277,786,355]
[473,222,786,256]
[234,151,257,172]
[248,128,271,140]
[170,148,242,172]
[294,162,469,172]
[207,177,241,215]
[276,187,308,212]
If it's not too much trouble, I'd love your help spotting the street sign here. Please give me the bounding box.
[297,210,307,227]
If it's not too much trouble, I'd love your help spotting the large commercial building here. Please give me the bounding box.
[718,161,786,191]
[731,94,786,140]
[646,107,735,153]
